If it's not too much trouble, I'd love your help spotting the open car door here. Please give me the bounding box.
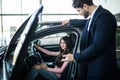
[2,5,43,80]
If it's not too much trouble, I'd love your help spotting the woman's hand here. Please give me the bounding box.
[34,44,38,48]
[33,63,48,70]
[40,63,48,70]
[33,64,41,70]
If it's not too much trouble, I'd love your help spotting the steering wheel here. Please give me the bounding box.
[24,40,44,66]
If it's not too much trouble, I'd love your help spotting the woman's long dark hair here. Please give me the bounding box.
[55,36,74,67]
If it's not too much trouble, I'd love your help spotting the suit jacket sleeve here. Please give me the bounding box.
[69,19,87,29]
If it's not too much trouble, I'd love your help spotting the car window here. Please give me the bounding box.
[40,32,67,45]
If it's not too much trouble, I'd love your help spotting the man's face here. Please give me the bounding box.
[76,8,89,18]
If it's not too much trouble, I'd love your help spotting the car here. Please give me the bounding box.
[0,5,120,80]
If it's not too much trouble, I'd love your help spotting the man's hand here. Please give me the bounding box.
[62,20,69,25]
[61,54,75,62]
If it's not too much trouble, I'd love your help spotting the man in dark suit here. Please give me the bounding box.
[62,0,118,80]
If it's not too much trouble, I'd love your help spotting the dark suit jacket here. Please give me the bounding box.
[70,5,118,80]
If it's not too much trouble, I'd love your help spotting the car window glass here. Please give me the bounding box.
[39,32,67,45]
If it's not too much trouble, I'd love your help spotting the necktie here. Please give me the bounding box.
[87,18,91,31]
[86,18,91,28]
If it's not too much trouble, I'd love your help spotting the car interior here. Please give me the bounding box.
[24,31,78,80]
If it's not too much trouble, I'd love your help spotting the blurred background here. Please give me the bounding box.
[0,0,120,46]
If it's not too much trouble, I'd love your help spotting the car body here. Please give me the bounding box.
[0,5,120,80]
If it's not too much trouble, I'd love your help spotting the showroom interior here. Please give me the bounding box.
[0,0,120,46]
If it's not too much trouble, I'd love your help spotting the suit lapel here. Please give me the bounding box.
[80,19,90,49]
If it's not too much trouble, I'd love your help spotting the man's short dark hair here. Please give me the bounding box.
[72,0,94,8]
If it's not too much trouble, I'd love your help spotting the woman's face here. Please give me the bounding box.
[60,39,67,50]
